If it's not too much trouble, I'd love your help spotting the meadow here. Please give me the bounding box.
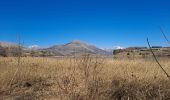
[0,56,170,100]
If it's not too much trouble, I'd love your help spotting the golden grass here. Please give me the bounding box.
[0,57,170,100]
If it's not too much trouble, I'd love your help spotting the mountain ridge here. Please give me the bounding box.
[0,40,113,56]
[43,40,111,56]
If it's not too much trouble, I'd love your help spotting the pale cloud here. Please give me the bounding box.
[114,46,124,50]
[29,45,40,50]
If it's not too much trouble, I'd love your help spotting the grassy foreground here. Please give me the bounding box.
[0,57,170,100]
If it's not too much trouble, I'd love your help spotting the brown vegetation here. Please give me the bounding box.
[0,57,170,100]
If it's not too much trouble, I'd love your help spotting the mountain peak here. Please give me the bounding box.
[64,40,88,46]
[70,40,86,44]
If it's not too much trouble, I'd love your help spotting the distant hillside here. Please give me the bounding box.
[0,41,112,57]
[43,40,110,56]
[113,46,170,58]
[0,42,19,57]
[0,42,17,48]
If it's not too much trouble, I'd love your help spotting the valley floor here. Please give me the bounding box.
[0,57,170,100]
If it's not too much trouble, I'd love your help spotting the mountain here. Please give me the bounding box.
[0,41,112,57]
[0,42,19,57]
[0,42,29,51]
[43,40,110,56]
[0,42,17,48]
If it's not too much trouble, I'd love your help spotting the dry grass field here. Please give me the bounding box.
[0,56,170,100]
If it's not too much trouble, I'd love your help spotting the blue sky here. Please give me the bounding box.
[0,0,170,48]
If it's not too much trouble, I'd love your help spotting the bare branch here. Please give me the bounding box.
[147,38,170,80]
[160,27,170,44]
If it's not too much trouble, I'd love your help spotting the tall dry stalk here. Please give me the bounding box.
[78,54,104,100]
[9,34,23,86]
[147,38,170,80]
[147,28,170,80]
[160,27,170,44]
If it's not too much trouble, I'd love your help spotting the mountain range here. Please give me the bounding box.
[0,40,113,56]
